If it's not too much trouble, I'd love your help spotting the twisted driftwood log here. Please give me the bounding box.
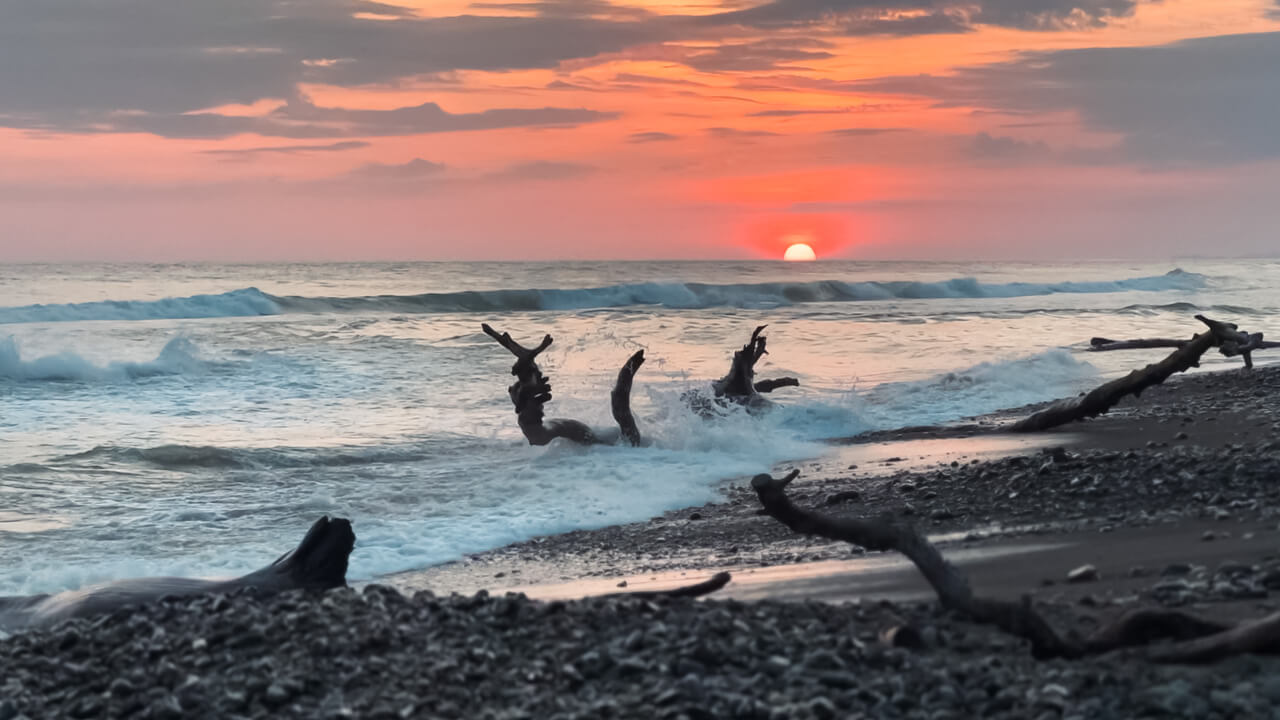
[482,323,644,446]
[1090,332,1276,369]
[1013,315,1257,432]
[711,325,798,405]
[752,470,1280,663]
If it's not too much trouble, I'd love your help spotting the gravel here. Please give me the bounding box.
[4,585,1280,720]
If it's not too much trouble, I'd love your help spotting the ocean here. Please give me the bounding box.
[1,259,1276,595]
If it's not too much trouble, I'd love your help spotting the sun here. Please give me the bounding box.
[783,242,817,262]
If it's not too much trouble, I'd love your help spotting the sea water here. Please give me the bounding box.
[1,259,1276,595]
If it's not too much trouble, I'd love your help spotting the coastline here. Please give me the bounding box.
[392,362,1280,599]
[4,360,1280,718]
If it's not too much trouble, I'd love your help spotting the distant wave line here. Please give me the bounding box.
[0,270,1207,324]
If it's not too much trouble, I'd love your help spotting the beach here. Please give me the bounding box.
[4,362,1279,718]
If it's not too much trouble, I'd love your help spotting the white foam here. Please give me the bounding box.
[855,349,1100,428]
[0,336,208,382]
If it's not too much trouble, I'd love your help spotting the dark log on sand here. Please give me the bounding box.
[752,470,1280,663]
[0,517,354,632]
[752,470,1077,659]
[601,572,732,600]
[482,323,644,447]
[711,325,799,407]
[1090,335,1278,367]
[1012,315,1256,432]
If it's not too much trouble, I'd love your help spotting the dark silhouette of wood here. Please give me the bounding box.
[1,517,354,631]
[1090,334,1276,369]
[482,323,644,447]
[753,377,800,394]
[1089,337,1189,351]
[752,470,1280,663]
[1012,315,1254,432]
[751,470,1078,659]
[602,572,731,600]
[712,325,799,406]
[611,350,645,447]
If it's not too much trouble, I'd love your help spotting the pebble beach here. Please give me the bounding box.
[4,363,1279,719]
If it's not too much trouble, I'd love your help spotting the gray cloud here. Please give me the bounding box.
[25,94,615,140]
[345,157,448,179]
[467,0,653,19]
[968,132,1051,160]
[852,31,1280,166]
[675,38,836,72]
[489,161,599,180]
[827,127,906,136]
[750,108,850,117]
[0,0,1161,138]
[0,0,661,133]
[706,126,780,139]
[706,0,1141,33]
[629,131,680,143]
[202,140,372,158]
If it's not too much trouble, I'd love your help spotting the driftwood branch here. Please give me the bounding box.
[752,470,1280,663]
[601,572,732,600]
[1090,333,1276,370]
[751,470,1077,659]
[1089,337,1189,351]
[611,350,646,447]
[482,324,644,447]
[753,377,800,394]
[1012,315,1253,433]
[711,326,799,406]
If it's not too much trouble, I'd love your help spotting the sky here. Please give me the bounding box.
[1,0,1279,261]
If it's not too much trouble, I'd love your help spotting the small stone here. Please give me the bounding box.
[808,697,837,720]
[762,655,792,676]
[1202,530,1217,542]
[616,580,627,588]
[1066,564,1099,583]
[264,683,291,707]
[1161,563,1193,576]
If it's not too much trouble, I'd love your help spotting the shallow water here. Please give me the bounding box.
[1,259,1276,595]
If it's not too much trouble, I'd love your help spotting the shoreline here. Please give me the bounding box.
[5,361,1280,718]
[390,362,1280,598]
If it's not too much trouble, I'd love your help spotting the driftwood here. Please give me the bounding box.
[1012,315,1256,432]
[710,325,798,407]
[601,572,732,600]
[1090,334,1277,369]
[752,470,1280,663]
[482,323,644,446]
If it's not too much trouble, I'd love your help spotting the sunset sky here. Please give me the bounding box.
[2,0,1279,261]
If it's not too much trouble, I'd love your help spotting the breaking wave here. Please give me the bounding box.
[0,337,208,382]
[0,270,1207,324]
[855,349,1101,429]
[51,441,455,471]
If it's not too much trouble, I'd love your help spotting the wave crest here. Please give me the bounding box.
[0,337,208,382]
[0,270,1207,324]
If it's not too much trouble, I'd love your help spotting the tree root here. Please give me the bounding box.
[482,323,644,446]
[1012,315,1258,432]
[751,470,1280,663]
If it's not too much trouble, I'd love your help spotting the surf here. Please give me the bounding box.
[0,269,1207,324]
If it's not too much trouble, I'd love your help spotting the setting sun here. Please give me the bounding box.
[783,243,817,262]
